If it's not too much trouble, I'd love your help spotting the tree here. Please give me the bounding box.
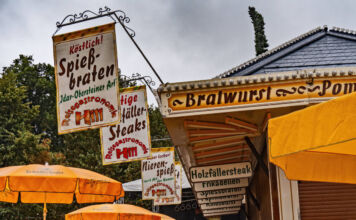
[0,59,63,219]
[0,55,172,218]
[248,6,269,56]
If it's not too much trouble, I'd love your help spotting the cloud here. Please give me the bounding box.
[2,0,356,104]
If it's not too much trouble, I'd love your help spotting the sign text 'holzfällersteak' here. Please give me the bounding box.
[190,162,252,182]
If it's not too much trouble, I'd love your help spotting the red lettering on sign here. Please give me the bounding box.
[116,147,138,159]
[75,108,103,125]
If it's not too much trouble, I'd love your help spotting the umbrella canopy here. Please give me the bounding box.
[154,213,175,220]
[268,92,356,183]
[65,204,164,220]
[0,164,124,219]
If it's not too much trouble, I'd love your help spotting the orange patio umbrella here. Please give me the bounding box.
[154,213,175,220]
[0,164,124,220]
[65,204,167,220]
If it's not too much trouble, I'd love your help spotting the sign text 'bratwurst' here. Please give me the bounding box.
[194,178,248,191]
[190,162,252,182]
[53,23,120,134]
[101,86,151,164]
[141,147,175,200]
[167,77,356,113]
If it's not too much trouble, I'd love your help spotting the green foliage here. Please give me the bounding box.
[149,106,172,148]
[0,55,171,218]
[248,6,269,56]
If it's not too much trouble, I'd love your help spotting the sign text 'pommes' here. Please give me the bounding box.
[101,86,151,164]
[53,23,120,134]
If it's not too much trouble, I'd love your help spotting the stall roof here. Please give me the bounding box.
[157,67,356,93]
[216,26,356,78]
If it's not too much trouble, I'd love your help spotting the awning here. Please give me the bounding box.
[268,92,356,184]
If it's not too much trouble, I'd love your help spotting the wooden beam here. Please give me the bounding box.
[190,133,259,144]
[262,112,271,132]
[184,120,238,131]
[225,117,258,132]
[192,138,245,152]
[244,136,269,177]
[198,157,250,166]
[247,187,260,210]
[188,129,250,137]
[196,151,250,164]
[194,144,248,159]
[189,134,234,143]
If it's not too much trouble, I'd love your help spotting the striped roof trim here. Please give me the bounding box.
[158,67,356,93]
[215,25,356,79]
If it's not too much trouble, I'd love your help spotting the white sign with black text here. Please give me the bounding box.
[196,187,246,199]
[200,200,242,209]
[194,178,248,191]
[198,194,243,204]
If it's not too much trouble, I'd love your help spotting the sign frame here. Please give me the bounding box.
[141,147,176,200]
[100,85,151,164]
[202,207,241,214]
[153,161,182,205]
[197,194,244,204]
[203,211,240,217]
[189,162,252,183]
[193,178,248,192]
[53,23,120,134]
[159,74,356,118]
[199,200,242,209]
[195,187,246,199]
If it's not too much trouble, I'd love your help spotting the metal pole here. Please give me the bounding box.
[113,13,164,85]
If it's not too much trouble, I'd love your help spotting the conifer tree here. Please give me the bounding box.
[248,6,269,56]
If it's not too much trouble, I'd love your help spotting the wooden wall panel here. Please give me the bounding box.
[299,181,356,220]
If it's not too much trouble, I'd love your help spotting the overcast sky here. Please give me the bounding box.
[1,0,356,104]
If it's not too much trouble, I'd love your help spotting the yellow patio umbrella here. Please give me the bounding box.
[65,204,163,220]
[154,213,175,220]
[0,164,124,220]
[268,92,356,183]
